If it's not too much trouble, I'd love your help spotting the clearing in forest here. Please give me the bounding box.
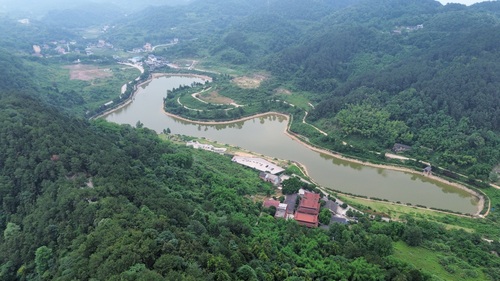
[275,87,292,95]
[64,64,113,81]
[232,74,267,89]
[199,90,235,105]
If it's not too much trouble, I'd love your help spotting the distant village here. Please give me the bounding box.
[29,22,177,71]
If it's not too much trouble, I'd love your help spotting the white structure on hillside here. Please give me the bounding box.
[231,156,285,175]
[186,141,227,154]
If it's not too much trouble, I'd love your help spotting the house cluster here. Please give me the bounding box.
[32,40,80,56]
[85,40,113,55]
[264,189,352,228]
[129,42,155,53]
[144,55,170,71]
[128,56,143,64]
[263,190,321,227]
[186,141,227,154]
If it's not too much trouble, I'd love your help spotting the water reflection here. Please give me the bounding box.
[376,168,388,177]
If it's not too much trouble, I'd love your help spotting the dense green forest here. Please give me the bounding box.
[1,48,500,281]
[1,0,500,279]
[104,0,500,181]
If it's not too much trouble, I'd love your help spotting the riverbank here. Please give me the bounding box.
[95,72,212,120]
[163,109,485,216]
[282,126,485,216]
[163,111,288,125]
[100,72,485,216]
[152,72,213,82]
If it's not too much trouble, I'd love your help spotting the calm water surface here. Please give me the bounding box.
[104,76,479,214]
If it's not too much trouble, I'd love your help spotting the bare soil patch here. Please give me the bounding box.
[232,74,267,89]
[275,87,292,95]
[199,90,235,104]
[64,64,113,81]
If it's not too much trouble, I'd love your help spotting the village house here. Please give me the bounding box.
[143,43,152,52]
[262,199,289,219]
[263,199,280,209]
[259,172,281,186]
[322,197,350,224]
[294,212,319,228]
[296,192,320,215]
[294,191,320,227]
[275,203,288,219]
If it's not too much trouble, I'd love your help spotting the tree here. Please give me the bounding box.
[403,226,423,247]
[35,246,54,279]
[281,177,302,194]
[319,208,331,225]
[237,265,258,281]
[3,222,20,240]
[349,257,384,281]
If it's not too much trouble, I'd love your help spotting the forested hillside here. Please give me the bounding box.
[267,0,500,180]
[2,49,500,281]
[111,0,500,180]
[2,0,500,279]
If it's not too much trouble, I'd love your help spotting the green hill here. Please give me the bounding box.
[110,0,500,180]
[1,1,500,279]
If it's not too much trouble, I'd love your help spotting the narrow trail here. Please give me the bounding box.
[303,111,328,136]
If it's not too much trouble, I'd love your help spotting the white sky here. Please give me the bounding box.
[437,0,491,5]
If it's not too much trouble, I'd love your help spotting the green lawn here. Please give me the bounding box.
[336,195,476,232]
[393,241,487,281]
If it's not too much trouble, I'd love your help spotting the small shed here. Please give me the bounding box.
[423,166,432,175]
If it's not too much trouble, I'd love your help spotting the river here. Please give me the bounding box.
[104,75,479,214]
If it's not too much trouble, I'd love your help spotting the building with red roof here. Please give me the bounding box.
[294,212,319,228]
[297,192,320,215]
[263,199,280,209]
[294,191,320,227]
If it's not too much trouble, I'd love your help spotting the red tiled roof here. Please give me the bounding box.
[299,199,320,210]
[294,212,318,226]
[304,192,320,201]
[263,199,280,209]
[297,192,320,215]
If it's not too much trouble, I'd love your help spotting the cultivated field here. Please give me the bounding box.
[64,64,113,81]
[199,90,235,104]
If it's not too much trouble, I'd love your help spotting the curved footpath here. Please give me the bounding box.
[100,72,487,217]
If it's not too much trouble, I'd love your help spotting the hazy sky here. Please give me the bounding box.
[437,0,491,5]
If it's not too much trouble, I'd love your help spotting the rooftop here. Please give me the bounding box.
[263,199,280,209]
[294,212,318,226]
[298,198,320,211]
[331,216,349,225]
[275,203,288,219]
[231,156,285,174]
[284,194,298,214]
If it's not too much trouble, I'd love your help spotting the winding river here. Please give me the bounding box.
[104,75,479,214]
